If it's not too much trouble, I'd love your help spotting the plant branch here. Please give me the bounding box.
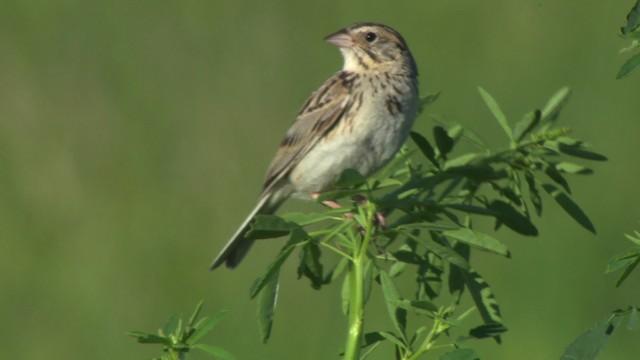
[343,201,377,360]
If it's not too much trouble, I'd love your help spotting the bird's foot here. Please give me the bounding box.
[310,192,387,230]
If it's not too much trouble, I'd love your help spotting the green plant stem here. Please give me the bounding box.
[343,202,376,360]
[406,316,444,360]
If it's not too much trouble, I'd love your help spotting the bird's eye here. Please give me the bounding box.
[364,32,377,42]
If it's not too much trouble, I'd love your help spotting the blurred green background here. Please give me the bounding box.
[1,1,639,359]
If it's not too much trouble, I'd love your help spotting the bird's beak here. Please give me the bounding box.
[325,29,353,48]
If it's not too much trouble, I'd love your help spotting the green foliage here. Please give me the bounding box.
[560,306,639,360]
[617,0,640,79]
[606,228,640,287]
[244,88,603,359]
[128,301,234,360]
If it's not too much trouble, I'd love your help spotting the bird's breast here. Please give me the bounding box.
[289,74,418,195]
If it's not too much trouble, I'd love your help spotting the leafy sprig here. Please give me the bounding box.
[246,87,603,359]
[128,301,234,360]
[606,228,640,287]
[617,0,640,79]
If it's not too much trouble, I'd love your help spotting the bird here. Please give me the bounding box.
[210,22,419,270]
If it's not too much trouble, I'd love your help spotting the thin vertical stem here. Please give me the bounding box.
[343,202,376,360]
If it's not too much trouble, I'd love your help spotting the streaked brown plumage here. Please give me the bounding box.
[211,22,419,270]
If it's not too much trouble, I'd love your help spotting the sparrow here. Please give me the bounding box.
[211,22,419,270]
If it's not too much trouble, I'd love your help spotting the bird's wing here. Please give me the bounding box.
[261,71,356,194]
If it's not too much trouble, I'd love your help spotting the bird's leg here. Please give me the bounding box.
[310,192,342,209]
[311,192,387,229]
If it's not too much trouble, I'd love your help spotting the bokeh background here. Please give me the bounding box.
[1,1,639,359]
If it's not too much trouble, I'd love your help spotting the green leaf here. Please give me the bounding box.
[478,87,512,140]
[162,313,180,337]
[541,87,572,123]
[513,110,541,142]
[188,300,204,327]
[389,260,406,278]
[439,348,480,360]
[193,344,236,360]
[246,215,291,239]
[542,184,596,234]
[297,241,324,289]
[249,230,303,298]
[444,153,481,169]
[397,221,461,232]
[605,249,640,284]
[373,177,404,189]
[326,256,349,284]
[380,271,408,341]
[377,331,407,350]
[449,242,470,301]
[373,146,415,181]
[464,269,504,343]
[560,316,621,360]
[625,232,640,246]
[392,250,423,265]
[468,323,508,339]
[188,310,229,345]
[406,233,471,270]
[626,306,640,331]
[617,52,640,79]
[433,126,454,158]
[524,171,542,216]
[257,268,279,343]
[461,127,490,150]
[557,143,608,161]
[545,165,571,194]
[394,299,439,315]
[445,204,500,217]
[628,306,640,330]
[417,92,441,114]
[606,254,635,273]
[430,115,489,150]
[487,200,538,236]
[410,131,439,167]
[555,162,593,175]
[621,0,640,35]
[334,168,367,187]
[422,251,444,299]
[490,183,522,206]
[127,331,171,345]
[448,125,464,142]
[362,332,386,348]
[444,228,510,257]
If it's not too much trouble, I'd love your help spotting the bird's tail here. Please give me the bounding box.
[209,194,277,270]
